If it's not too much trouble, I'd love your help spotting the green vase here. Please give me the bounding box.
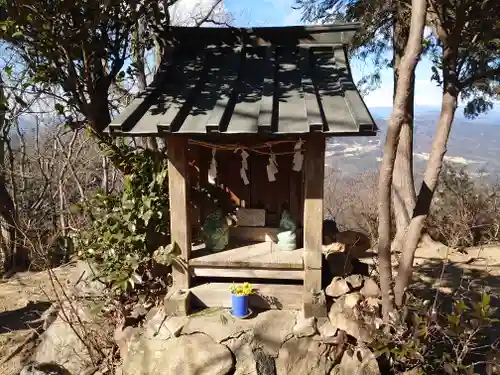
[203,210,229,252]
[277,210,297,251]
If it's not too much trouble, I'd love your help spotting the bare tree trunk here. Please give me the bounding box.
[15,122,27,192]
[392,2,417,252]
[0,75,18,272]
[55,134,86,201]
[0,142,17,272]
[58,179,66,238]
[392,123,416,249]
[102,156,109,194]
[133,18,158,151]
[394,43,459,306]
[377,0,427,320]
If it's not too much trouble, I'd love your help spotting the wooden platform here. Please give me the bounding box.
[189,242,304,279]
[189,282,303,310]
[190,242,304,269]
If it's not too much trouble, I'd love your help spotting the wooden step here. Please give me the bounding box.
[189,282,303,310]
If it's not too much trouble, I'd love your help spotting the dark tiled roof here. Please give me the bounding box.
[108,24,377,137]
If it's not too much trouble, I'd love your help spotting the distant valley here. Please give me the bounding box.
[326,105,500,180]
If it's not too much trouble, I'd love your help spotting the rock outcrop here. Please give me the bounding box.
[34,301,112,375]
[123,332,233,375]
[276,337,333,375]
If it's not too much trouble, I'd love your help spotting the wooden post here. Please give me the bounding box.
[303,134,326,317]
[167,136,191,290]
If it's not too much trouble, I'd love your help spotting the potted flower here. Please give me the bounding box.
[229,282,254,318]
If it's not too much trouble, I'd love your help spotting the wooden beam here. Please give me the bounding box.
[168,136,191,289]
[303,134,325,272]
[191,267,304,280]
[303,134,325,316]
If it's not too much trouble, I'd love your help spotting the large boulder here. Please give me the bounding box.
[72,261,106,297]
[224,336,258,375]
[123,332,233,375]
[224,335,277,375]
[316,317,337,343]
[276,337,333,375]
[143,307,187,340]
[223,334,277,375]
[20,362,72,375]
[181,309,252,343]
[252,310,297,356]
[252,347,276,375]
[325,277,351,298]
[34,301,113,375]
[345,274,363,289]
[293,312,317,338]
[328,293,377,344]
[182,309,296,357]
[335,346,380,375]
[360,278,381,298]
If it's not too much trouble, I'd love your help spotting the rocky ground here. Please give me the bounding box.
[1,242,500,375]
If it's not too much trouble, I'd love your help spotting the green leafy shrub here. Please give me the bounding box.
[371,289,499,374]
[74,148,172,294]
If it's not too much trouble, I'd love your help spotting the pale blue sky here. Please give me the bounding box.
[224,0,443,108]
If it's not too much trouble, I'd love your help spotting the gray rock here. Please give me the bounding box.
[365,297,381,308]
[293,313,317,338]
[129,304,148,319]
[338,346,380,375]
[225,335,258,375]
[328,294,375,343]
[34,301,112,375]
[276,337,332,375]
[222,340,276,375]
[360,279,381,298]
[115,326,141,360]
[143,307,171,340]
[165,315,188,337]
[325,277,350,298]
[20,362,71,375]
[72,261,106,297]
[252,347,276,375]
[142,307,187,340]
[181,308,251,343]
[345,274,364,289]
[123,332,233,375]
[182,309,296,357]
[344,292,362,308]
[317,317,337,342]
[252,310,297,356]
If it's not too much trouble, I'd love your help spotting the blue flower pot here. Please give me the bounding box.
[231,294,249,318]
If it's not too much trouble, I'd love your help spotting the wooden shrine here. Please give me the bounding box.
[108,23,377,317]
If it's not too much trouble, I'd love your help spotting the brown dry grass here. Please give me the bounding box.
[324,165,500,249]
